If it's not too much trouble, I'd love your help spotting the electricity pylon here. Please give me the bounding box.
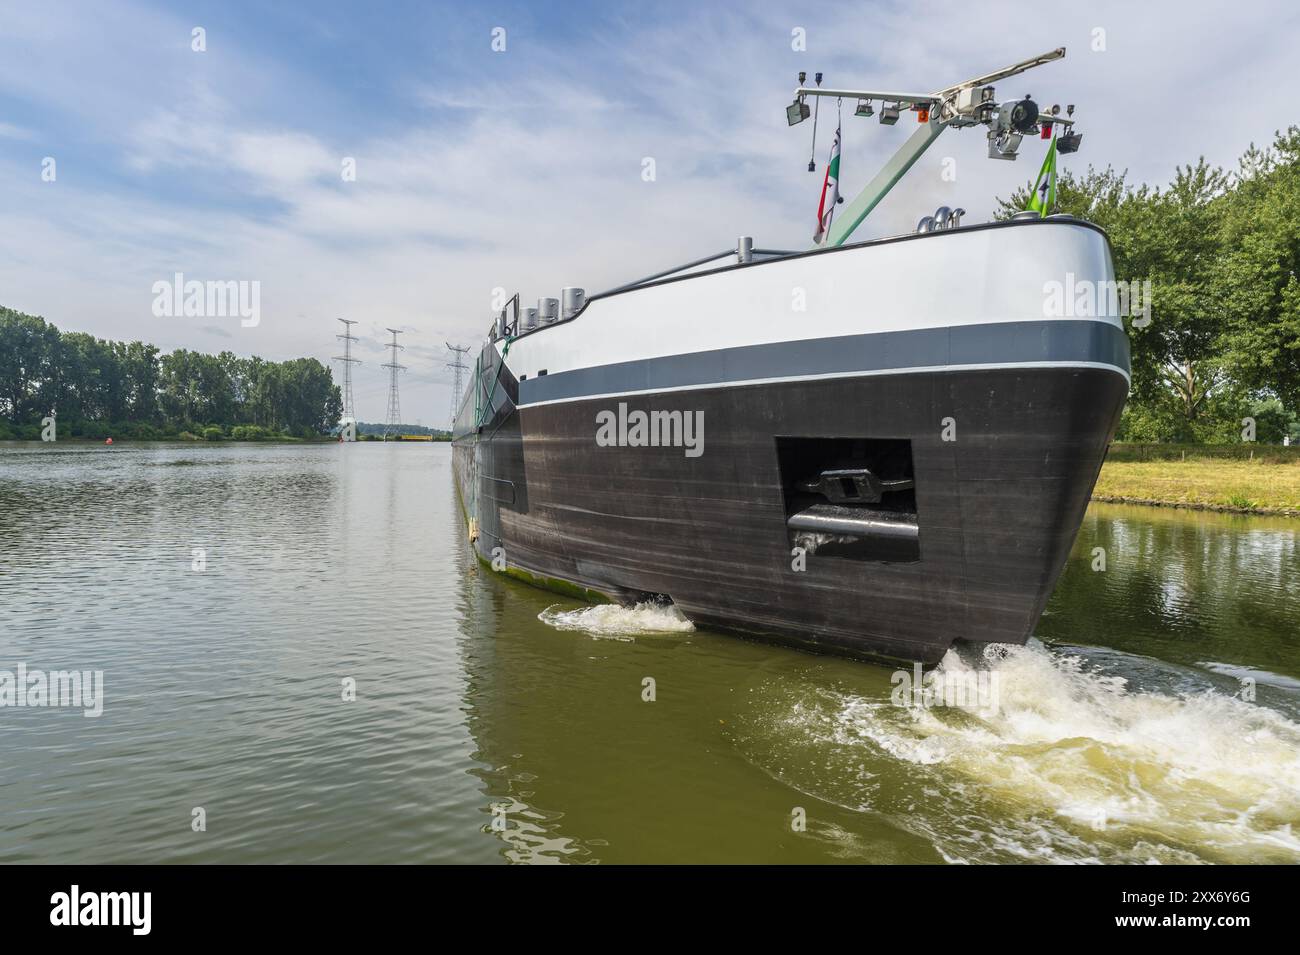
[446,343,471,431]
[382,329,406,441]
[332,318,361,426]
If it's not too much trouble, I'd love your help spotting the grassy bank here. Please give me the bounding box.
[1095,445,1300,515]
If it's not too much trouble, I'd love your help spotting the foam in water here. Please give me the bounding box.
[736,640,1300,863]
[1197,660,1300,691]
[905,645,1300,859]
[537,601,696,638]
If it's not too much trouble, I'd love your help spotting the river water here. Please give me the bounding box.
[1,442,1297,863]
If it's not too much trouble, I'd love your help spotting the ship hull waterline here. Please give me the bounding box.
[454,364,1128,665]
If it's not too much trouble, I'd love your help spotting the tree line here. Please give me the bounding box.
[998,126,1300,443]
[0,307,341,440]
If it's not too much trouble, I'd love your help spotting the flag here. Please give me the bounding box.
[813,122,841,244]
[1027,132,1058,218]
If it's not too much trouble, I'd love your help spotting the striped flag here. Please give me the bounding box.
[813,122,841,244]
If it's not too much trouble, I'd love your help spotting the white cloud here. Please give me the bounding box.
[0,122,35,141]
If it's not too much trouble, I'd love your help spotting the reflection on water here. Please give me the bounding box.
[1,445,1297,863]
[1042,503,1300,715]
[1,442,497,864]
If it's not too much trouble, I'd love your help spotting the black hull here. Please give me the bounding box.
[455,366,1127,664]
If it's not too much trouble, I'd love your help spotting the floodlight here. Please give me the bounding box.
[1005,97,1040,134]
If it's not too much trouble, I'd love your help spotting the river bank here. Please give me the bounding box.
[1095,447,1300,516]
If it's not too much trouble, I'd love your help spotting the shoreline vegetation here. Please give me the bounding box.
[1,307,450,443]
[1,306,341,441]
[1096,444,1300,516]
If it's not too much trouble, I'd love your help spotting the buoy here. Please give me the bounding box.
[105,437,113,445]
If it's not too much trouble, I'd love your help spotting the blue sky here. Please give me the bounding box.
[2,0,1296,423]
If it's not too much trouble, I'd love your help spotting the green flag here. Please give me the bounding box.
[1027,133,1057,217]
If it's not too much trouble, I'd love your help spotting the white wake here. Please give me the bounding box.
[538,600,696,638]
[737,641,1300,863]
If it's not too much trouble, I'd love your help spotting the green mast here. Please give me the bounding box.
[826,117,946,247]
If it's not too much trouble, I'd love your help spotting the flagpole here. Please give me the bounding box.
[813,102,843,244]
[808,99,820,172]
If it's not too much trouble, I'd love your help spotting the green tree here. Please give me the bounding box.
[998,159,1235,440]
[0,307,60,426]
[157,349,203,427]
[2,307,342,439]
[1212,127,1300,408]
[118,340,162,423]
[55,331,127,424]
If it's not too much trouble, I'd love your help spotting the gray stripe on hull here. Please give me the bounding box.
[518,319,1130,406]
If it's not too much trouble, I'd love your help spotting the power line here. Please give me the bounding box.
[381,328,406,441]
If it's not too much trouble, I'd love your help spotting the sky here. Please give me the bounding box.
[1,0,1296,425]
